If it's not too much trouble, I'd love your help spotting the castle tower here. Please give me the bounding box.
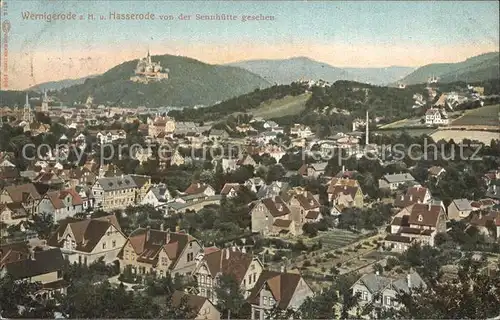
[365,110,369,145]
[23,93,32,123]
[147,49,152,65]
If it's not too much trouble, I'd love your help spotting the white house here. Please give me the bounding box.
[425,108,449,125]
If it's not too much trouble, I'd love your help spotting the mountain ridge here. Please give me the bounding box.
[395,52,499,85]
[225,57,415,85]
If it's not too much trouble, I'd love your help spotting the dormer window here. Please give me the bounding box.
[418,215,423,222]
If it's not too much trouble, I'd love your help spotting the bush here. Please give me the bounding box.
[303,260,312,267]
[334,250,343,255]
[355,244,363,249]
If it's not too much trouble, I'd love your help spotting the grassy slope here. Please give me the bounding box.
[249,92,311,119]
[452,104,499,126]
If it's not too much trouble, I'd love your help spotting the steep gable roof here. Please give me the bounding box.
[407,203,443,227]
[47,215,122,253]
[4,183,41,202]
[261,196,290,217]
[5,248,65,280]
[203,248,254,285]
[247,270,305,309]
[124,227,195,268]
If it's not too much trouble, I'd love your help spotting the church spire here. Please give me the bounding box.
[25,92,29,107]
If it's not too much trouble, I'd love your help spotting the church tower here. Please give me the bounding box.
[41,90,49,113]
[23,93,32,123]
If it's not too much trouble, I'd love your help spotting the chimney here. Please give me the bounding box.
[342,165,345,172]
[146,226,151,242]
[160,223,164,231]
[280,265,285,273]
[197,182,201,188]
[232,246,237,252]
[428,203,431,211]
[225,248,230,260]
[242,246,246,254]
[407,274,412,288]
[375,271,379,276]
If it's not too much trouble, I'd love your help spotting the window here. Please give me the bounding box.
[161,257,168,266]
[102,242,107,249]
[362,291,368,301]
[189,242,193,248]
[112,240,116,248]
[253,273,256,282]
[248,275,252,284]
[385,296,391,306]
[263,297,267,306]
[243,279,246,287]
[187,252,194,262]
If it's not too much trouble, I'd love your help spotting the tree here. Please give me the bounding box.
[265,306,301,319]
[0,275,56,318]
[394,256,500,319]
[29,212,55,239]
[214,274,246,319]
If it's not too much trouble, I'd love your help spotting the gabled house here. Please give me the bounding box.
[194,247,263,303]
[256,181,290,200]
[467,210,500,240]
[394,186,431,208]
[0,202,28,226]
[119,227,203,277]
[351,271,426,311]
[47,215,127,265]
[171,291,221,320]
[0,183,42,216]
[1,248,67,298]
[0,242,30,268]
[378,173,416,191]
[245,177,265,194]
[384,204,447,251]
[298,162,328,179]
[248,270,313,320]
[285,188,322,232]
[37,189,84,222]
[141,183,172,207]
[428,166,445,179]
[447,199,473,220]
[251,197,296,236]
[208,129,229,142]
[220,183,242,199]
[184,182,216,197]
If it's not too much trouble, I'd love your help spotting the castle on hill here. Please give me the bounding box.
[130,51,169,84]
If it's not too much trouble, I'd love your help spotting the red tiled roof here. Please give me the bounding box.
[262,197,290,217]
[407,204,443,227]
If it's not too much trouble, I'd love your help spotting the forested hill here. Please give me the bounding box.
[170,80,428,123]
[168,82,309,121]
[396,52,499,85]
[54,54,270,107]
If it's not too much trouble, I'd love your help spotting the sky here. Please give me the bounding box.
[1,0,499,89]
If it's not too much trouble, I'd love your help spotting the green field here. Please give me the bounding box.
[374,128,437,137]
[249,92,311,119]
[303,229,361,250]
[452,104,499,126]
